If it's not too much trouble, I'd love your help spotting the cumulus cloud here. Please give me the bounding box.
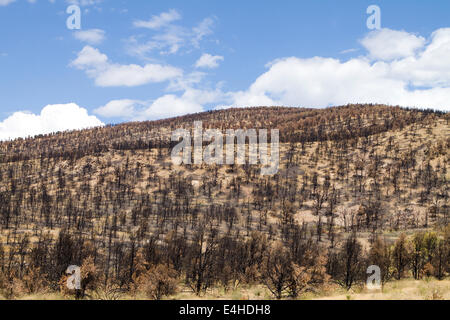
[223,28,450,111]
[81,27,450,123]
[74,29,106,45]
[71,46,182,87]
[20,25,445,141]
[94,99,144,119]
[0,103,103,141]
[95,96,202,121]
[361,28,426,60]
[84,27,450,126]
[389,28,450,87]
[140,94,204,120]
[195,54,224,69]
[95,86,225,121]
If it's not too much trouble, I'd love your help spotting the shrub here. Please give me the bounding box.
[139,264,178,300]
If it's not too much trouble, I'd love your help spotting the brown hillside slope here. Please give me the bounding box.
[0,104,448,299]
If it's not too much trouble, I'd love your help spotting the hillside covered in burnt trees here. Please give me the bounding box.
[0,104,448,299]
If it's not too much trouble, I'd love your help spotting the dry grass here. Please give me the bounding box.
[169,278,450,300]
[310,279,450,300]
[3,278,448,300]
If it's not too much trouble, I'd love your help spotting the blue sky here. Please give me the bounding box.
[1,0,450,139]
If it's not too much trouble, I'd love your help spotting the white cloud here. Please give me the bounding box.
[141,94,204,120]
[389,28,450,87]
[87,27,450,125]
[167,71,207,91]
[222,28,450,111]
[195,53,224,69]
[0,103,103,141]
[361,28,426,60]
[71,45,107,67]
[0,0,15,6]
[94,99,143,119]
[74,29,105,45]
[96,64,182,87]
[94,96,203,121]
[133,9,181,30]
[95,86,225,121]
[79,27,450,124]
[71,45,182,87]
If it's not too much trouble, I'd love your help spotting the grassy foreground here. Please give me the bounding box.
[2,278,448,300]
[171,278,450,300]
